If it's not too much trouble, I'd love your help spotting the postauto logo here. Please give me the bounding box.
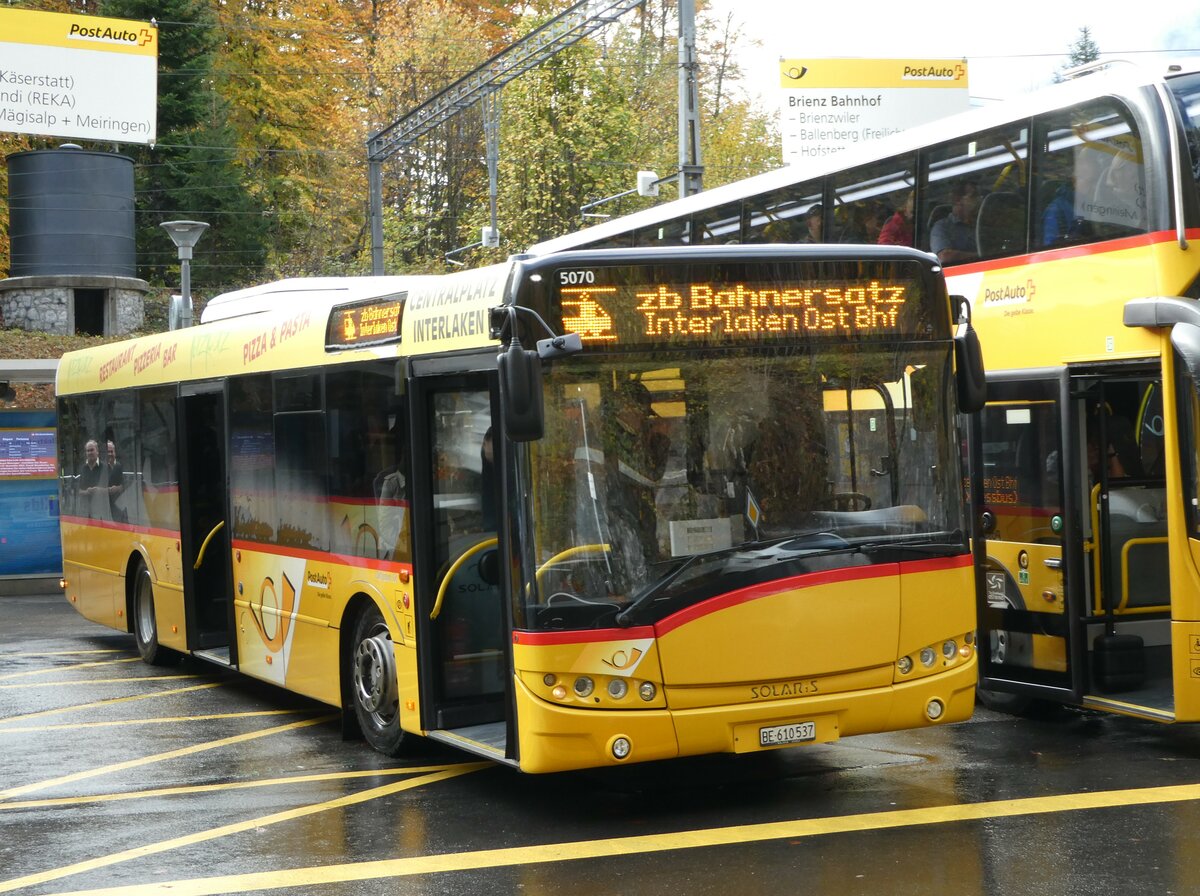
[66,21,154,47]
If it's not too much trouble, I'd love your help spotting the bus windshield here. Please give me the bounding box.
[524,341,963,630]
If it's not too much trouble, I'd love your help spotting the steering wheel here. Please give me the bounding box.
[534,543,611,590]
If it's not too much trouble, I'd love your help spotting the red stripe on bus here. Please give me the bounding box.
[655,553,973,637]
[945,228,1199,274]
[59,514,179,540]
[513,625,657,646]
[229,539,412,574]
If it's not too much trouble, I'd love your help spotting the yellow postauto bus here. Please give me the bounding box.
[57,244,984,773]
[525,61,1200,724]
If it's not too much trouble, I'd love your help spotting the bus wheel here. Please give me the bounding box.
[133,563,179,666]
[350,605,406,756]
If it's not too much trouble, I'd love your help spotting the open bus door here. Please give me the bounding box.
[976,371,1086,707]
[409,368,513,762]
[977,368,1173,717]
[177,382,235,661]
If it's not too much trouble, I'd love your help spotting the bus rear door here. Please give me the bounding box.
[177,382,235,660]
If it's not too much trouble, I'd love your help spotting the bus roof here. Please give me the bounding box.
[527,58,1200,256]
[200,275,435,323]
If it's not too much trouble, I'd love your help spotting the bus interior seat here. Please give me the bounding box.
[922,204,951,251]
[976,191,1027,258]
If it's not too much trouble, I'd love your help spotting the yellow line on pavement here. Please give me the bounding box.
[0,707,319,733]
[0,656,142,681]
[0,764,488,894]
[0,765,470,811]
[32,780,1200,896]
[0,713,337,800]
[0,681,227,726]
[0,650,126,658]
[0,675,205,690]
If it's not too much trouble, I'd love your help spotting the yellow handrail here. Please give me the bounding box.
[194,521,226,570]
[431,537,498,620]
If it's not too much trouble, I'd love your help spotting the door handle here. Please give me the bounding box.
[1044,557,1062,570]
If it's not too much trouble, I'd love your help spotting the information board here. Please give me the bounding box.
[0,8,158,144]
[778,58,969,165]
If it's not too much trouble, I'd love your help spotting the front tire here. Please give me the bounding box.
[349,604,407,756]
[133,563,179,666]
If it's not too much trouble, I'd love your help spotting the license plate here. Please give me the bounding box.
[759,720,816,747]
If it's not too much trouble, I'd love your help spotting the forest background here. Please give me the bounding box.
[0,0,779,298]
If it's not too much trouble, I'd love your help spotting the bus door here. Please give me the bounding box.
[177,383,235,659]
[1074,372,1171,716]
[976,371,1085,704]
[410,371,510,753]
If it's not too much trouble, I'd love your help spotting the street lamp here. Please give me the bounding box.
[160,220,209,329]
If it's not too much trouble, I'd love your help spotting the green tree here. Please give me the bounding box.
[1056,26,1101,82]
[99,0,269,291]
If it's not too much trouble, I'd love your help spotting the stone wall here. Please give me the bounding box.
[0,275,148,335]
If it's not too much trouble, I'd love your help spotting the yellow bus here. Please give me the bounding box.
[57,244,983,772]
[528,60,1200,722]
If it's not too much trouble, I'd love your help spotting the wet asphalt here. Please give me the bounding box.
[3,590,1200,895]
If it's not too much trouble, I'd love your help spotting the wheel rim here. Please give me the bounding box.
[136,573,156,645]
[353,622,398,726]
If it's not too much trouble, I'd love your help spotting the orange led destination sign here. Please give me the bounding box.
[325,295,405,349]
[557,278,919,347]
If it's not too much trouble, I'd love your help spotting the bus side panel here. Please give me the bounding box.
[60,519,125,630]
[229,544,415,710]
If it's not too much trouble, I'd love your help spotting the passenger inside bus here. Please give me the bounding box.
[878,191,914,246]
[106,439,128,523]
[929,181,980,265]
[78,438,106,518]
[799,204,823,243]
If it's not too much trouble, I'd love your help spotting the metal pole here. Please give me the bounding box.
[369,157,385,275]
[180,255,193,327]
[677,0,703,198]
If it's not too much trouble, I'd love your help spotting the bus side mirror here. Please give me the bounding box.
[498,340,544,442]
[954,321,987,413]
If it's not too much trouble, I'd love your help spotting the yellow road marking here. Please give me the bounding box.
[0,675,204,690]
[0,681,228,727]
[0,764,487,894]
[0,656,142,681]
[0,713,337,800]
[0,707,320,733]
[0,650,126,658]
[0,765,468,811]
[29,780,1200,896]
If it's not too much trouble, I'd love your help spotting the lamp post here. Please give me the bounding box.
[160,220,209,329]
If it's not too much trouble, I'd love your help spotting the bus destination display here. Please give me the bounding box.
[325,295,405,349]
[551,267,928,347]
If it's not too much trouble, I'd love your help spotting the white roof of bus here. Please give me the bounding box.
[201,275,437,323]
[527,59,1200,256]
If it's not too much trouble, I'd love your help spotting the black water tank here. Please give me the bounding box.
[6,146,136,277]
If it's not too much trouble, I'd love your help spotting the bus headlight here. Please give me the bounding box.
[573,676,594,698]
[920,647,937,668]
[897,656,914,674]
[942,640,957,660]
[639,681,657,701]
[607,678,628,699]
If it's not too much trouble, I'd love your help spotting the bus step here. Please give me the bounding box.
[1092,634,1145,692]
[193,647,232,666]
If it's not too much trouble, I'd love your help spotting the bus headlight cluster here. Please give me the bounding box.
[539,673,660,706]
[896,634,974,678]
